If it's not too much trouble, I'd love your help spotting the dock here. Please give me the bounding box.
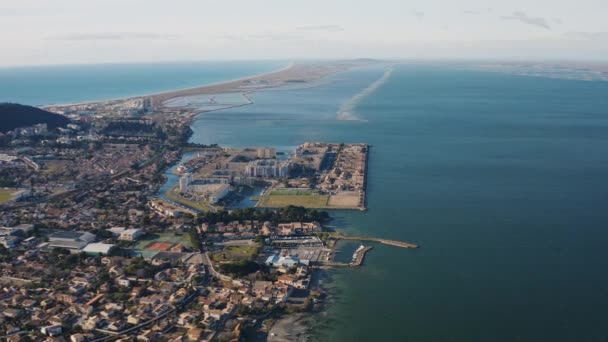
[318,245,373,268]
[331,233,419,249]
[315,233,418,269]
[351,246,373,266]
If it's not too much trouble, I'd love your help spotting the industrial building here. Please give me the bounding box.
[47,231,96,251]
[82,243,115,255]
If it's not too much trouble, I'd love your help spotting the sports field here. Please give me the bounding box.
[270,189,317,195]
[132,232,194,251]
[210,245,259,262]
[0,189,17,204]
[257,190,329,208]
[145,242,173,251]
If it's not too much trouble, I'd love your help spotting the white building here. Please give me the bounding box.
[108,227,126,236]
[191,183,231,204]
[265,254,300,267]
[83,243,115,255]
[14,123,47,137]
[0,154,18,162]
[256,147,276,159]
[245,159,290,178]
[179,173,193,192]
[119,229,144,241]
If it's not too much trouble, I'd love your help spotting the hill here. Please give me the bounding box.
[0,103,70,133]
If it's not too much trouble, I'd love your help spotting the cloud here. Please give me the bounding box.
[48,32,179,41]
[0,7,60,17]
[0,8,28,16]
[501,11,550,29]
[247,33,303,41]
[410,10,425,18]
[214,34,245,41]
[296,25,344,32]
[216,26,343,43]
[464,8,493,15]
[566,32,608,40]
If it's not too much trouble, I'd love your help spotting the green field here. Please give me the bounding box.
[133,232,195,250]
[257,190,329,208]
[270,189,317,195]
[210,245,260,262]
[0,189,17,204]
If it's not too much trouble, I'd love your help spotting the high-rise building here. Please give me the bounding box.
[256,147,276,159]
[179,172,193,192]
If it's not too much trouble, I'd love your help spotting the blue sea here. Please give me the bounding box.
[190,64,608,341]
[6,61,608,341]
[0,61,286,106]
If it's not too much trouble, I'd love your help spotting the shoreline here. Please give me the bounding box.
[41,61,294,108]
[147,61,295,108]
[146,61,401,340]
[43,60,378,111]
[147,61,353,109]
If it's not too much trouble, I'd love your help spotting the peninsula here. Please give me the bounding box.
[43,60,375,117]
[168,142,369,212]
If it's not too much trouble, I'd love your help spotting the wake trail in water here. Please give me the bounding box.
[337,67,394,121]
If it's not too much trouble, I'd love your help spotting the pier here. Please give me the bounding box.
[351,246,374,266]
[331,233,419,249]
[318,245,374,268]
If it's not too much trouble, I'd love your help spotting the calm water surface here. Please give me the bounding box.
[6,61,608,341]
[191,64,608,341]
[0,61,285,105]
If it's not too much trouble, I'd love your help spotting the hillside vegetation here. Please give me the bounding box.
[0,103,70,133]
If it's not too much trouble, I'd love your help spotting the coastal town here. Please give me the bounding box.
[0,62,416,342]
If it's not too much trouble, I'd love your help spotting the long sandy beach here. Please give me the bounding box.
[147,61,366,109]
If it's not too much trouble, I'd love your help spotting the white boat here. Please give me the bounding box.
[174,165,187,175]
[352,245,365,262]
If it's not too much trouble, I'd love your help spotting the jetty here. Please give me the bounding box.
[318,232,417,269]
[331,233,419,249]
[318,245,374,268]
[351,246,374,266]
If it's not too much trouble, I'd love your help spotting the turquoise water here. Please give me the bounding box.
[0,61,285,106]
[191,64,608,341]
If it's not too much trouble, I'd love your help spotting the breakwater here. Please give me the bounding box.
[331,233,419,249]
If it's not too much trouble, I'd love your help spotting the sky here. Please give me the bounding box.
[1,0,608,66]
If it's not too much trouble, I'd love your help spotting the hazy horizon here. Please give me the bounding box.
[2,0,608,67]
[4,57,608,69]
